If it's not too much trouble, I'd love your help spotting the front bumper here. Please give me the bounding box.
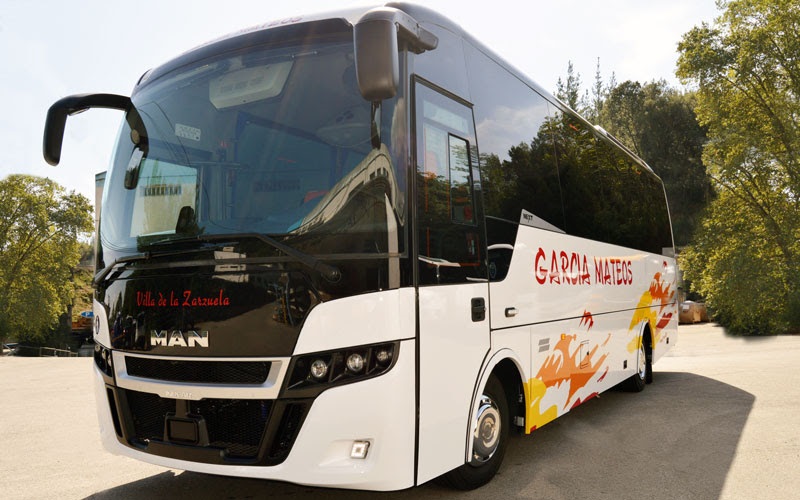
[94,339,416,491]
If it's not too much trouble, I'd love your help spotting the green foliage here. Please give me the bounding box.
[681,189,792,334]
[0,175,93,344]
[72,268,94,321]
[677,0,800,333]
[556,62,589,114]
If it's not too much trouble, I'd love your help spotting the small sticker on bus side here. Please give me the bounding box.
[520,209,564,233]
[175,123,201,141]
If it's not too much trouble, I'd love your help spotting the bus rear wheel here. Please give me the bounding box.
[439,376,509,490]
[625,336,649,392]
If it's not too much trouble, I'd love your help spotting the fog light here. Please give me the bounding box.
[310,359,328,380]
[351,440,370,459]
[346,353,365,373]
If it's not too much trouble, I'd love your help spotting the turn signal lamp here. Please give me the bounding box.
[375,348,392,366]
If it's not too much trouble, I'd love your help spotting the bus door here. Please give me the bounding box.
[413,81,490,483]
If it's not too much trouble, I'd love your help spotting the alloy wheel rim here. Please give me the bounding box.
[471,395,501,464]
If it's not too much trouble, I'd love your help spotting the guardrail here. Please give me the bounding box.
[41,347,78,357]
[8,345,78,357]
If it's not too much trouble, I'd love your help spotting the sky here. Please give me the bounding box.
[0,0,720,204]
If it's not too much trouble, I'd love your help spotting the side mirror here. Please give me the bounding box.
[354,14,400,102]
[43,93,131,166]
[354,7,437,102]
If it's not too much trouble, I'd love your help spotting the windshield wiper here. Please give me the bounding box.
[98,233,342,285]
[195,233,342,283]
[93,253,150,286]
[149,233,341,282]
[93,244,228,286]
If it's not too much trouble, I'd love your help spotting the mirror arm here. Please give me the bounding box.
[43,93,131,166]
[355,7,438,54]
[393,13,438,54]
[370,101,382,149]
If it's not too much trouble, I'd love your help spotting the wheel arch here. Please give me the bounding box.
[642,320,654,384]
[642,320,653,354]
[465,349,526,462]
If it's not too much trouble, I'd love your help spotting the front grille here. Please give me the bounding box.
[125,357,271,384]
[127,390,176,443]
[268,402,307,461]
[191,398,270,457]
[116,388,307,465]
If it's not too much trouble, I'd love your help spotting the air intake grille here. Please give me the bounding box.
[115,388,309,465]
[125,357,271,384]
[124,390,270,459]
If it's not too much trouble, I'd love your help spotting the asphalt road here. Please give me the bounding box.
[2,323,799,499]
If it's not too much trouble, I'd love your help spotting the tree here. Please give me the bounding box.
[71,242,95,321]
[0,175,94,344]
[556,61,589,114]
[681,188,791,334]
[677,0,800,333]
[588,58,613,124]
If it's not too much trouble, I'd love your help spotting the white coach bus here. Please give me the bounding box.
[43,3,677,491]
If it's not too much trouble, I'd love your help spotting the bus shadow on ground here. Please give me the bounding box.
[86,372,753,500]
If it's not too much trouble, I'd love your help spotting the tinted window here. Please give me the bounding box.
[415,82,486,285]
[552,107,673,254]
[464,43,564,235]
[100,35,411,297]
[412,25,470,100]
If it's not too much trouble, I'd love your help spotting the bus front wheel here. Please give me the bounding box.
[439,375,509,490]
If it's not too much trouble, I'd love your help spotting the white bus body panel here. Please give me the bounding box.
[94,339,417,491]
[489,225,678,432]
[293,288,415,354]
[416,283,490,484]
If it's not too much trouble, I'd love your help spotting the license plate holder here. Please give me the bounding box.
[165,415,208,445]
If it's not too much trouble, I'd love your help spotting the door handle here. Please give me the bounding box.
[471,298,486,322]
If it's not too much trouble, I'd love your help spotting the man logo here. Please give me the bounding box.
[151,330,209,348]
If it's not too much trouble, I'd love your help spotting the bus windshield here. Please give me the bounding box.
[100,34,405,261]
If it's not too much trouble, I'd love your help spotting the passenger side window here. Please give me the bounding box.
[465,42,564,234]
[416,82,486,285]
[552,108,673,254]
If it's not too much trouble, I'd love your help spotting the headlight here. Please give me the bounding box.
[310,359,329,380]
[346,353,365,373]
[283,342,399,397]
[94,343,114,379]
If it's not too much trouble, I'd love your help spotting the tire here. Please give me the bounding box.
[624,336,648,392]
[438,376,509,490]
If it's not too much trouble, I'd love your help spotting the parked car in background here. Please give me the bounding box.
[680,301,709,324]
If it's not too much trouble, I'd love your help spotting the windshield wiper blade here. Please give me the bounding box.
[102,233,342,284]
[93,245,218,285]
[194,233,342,282]
[93,253,150,286]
